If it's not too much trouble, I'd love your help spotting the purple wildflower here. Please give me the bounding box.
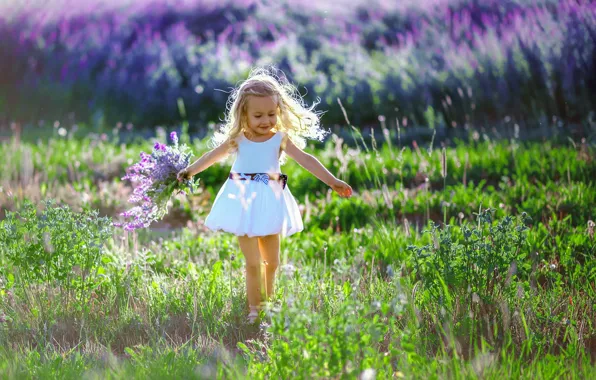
[116,136,199,230]
[153,142,166,151]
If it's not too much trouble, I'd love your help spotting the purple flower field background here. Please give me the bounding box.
[1,0,594,130]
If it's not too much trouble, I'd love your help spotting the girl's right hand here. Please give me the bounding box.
[177,168,191,182]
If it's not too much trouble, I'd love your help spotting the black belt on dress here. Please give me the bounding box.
[229,172,288,189]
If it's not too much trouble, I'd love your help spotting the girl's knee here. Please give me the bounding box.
[245,261,260,275]
[263,258,279,271]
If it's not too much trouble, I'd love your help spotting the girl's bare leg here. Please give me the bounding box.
[237,235,262,310]
[257,233,280,300]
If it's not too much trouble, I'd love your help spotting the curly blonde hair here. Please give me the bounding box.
[211,66,328,164]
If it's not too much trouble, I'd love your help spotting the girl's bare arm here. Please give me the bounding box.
[282,135,352,198]
[178,140,232,180]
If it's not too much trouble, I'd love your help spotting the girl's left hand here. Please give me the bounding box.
[331,179,353,198]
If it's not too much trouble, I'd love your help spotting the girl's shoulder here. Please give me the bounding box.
[222,133,242,153]
[231,132,247,146]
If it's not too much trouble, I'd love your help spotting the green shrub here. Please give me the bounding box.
[408,209,532,312]
[0,199,113,309]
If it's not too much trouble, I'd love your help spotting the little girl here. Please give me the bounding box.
[177,67,352,323]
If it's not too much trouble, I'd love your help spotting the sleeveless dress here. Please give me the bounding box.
[204,131,304,237]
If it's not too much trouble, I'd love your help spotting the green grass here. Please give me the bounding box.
[0,126,595,378]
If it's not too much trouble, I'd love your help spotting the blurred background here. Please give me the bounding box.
[1,0,594,139]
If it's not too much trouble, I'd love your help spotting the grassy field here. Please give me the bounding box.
[0,124,595,378]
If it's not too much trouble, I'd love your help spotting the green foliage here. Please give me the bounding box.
[408,209,531,311]
[307,196,376,232]
[242,297,398,378]
[0,130,595,377]
[0,199,113,303]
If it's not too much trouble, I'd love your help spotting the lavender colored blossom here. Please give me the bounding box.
[115,131,199,230]
[2,0,594,129]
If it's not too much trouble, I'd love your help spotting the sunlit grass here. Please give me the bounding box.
[0,123,595,378]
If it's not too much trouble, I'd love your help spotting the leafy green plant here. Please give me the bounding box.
[240,292,400,378]
[0,199,113,311]
[408,209,531,312]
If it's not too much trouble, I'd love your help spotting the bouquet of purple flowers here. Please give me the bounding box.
[115,131,199,230]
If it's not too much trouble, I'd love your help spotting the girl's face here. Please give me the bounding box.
[244,95,278,137]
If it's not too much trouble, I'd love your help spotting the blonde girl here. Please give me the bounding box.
[178,67,352,323]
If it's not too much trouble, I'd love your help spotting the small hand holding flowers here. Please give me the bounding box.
[115,131,199,230]
[176,167,192,182]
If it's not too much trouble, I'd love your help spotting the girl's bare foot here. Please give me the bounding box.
[247,306,259,324]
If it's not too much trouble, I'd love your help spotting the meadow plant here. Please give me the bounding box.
[115,131,199,230]
[408,209,531,313]
[0,199,113,311]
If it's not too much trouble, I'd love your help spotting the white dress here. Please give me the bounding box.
[204,131,304,237]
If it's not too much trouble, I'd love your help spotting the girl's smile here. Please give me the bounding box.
[245,95,278,139]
